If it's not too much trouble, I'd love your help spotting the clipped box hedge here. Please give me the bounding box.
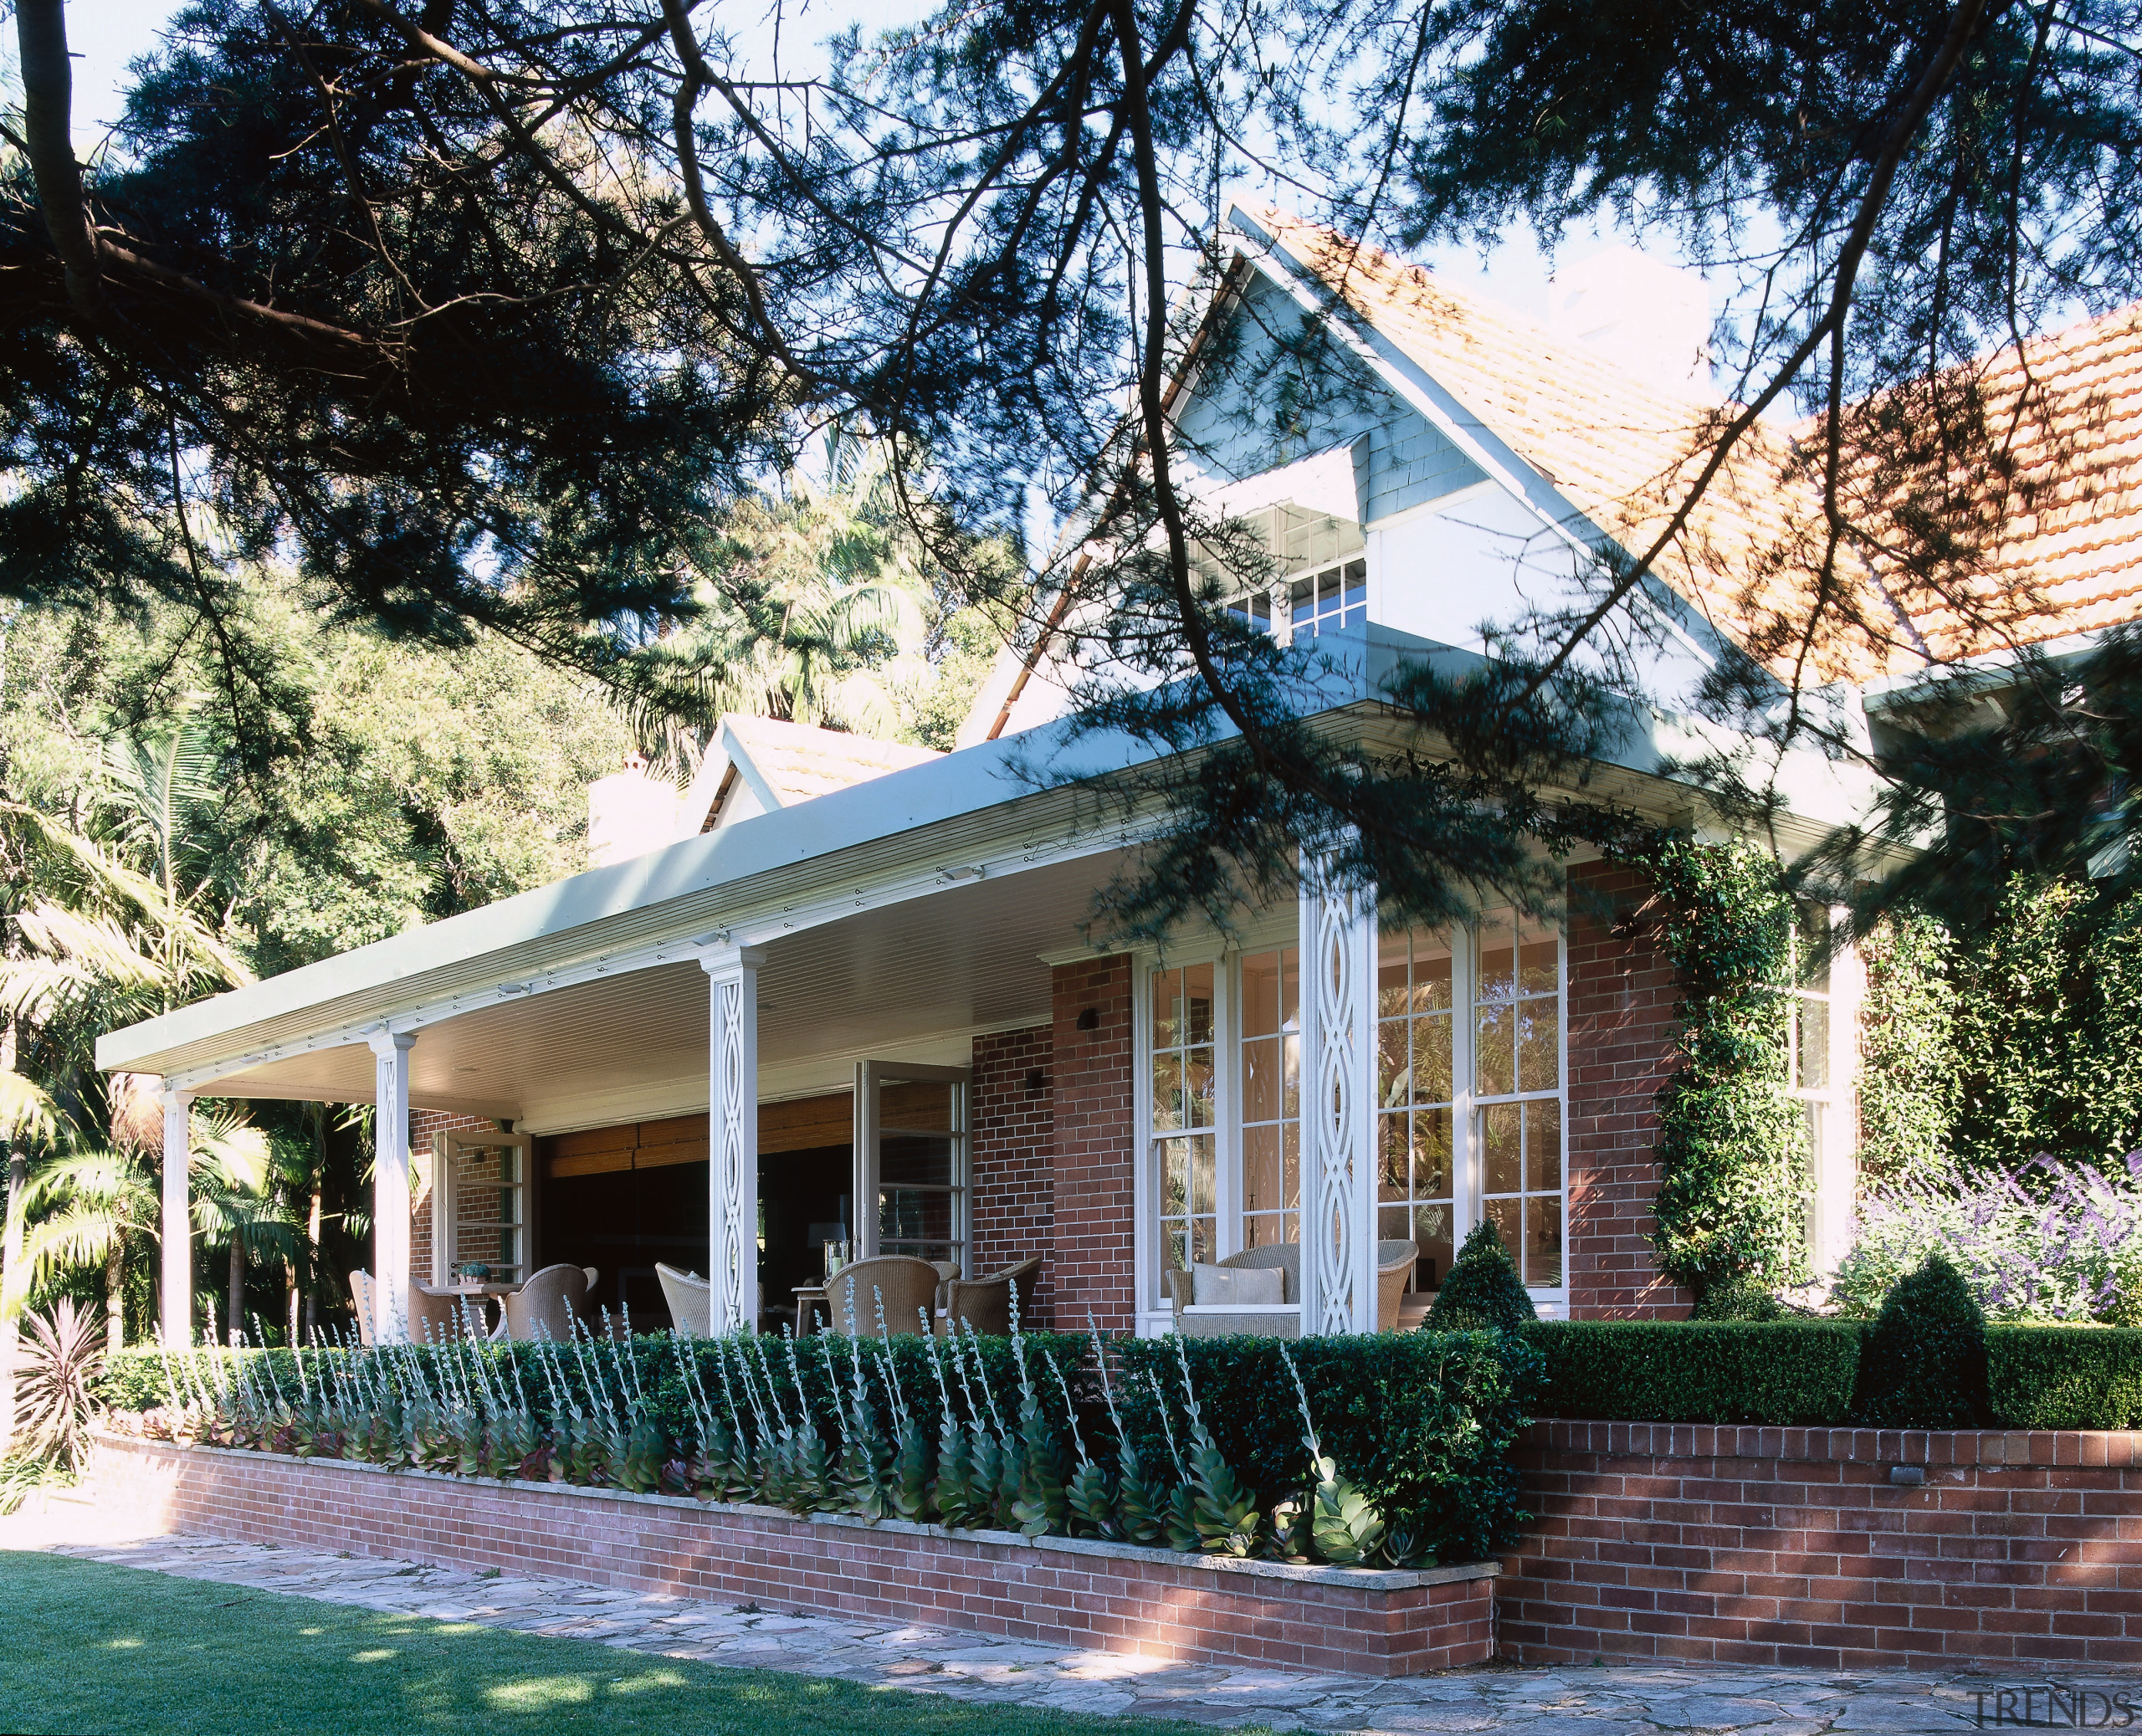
[1986,1324,2142,1429]
[1519,1319,1863,1425]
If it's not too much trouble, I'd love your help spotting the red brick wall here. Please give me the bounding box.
[970,1026,1054,1314]
[1564,862,1689,1320]
[1499,1422,2142,1668]
[408,1109,505,1285]
[87,1433,1496,1676]
[1048,956,1136,1333]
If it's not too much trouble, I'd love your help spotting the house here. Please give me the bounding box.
[95,206,2142,1349]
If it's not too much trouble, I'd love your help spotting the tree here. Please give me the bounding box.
[9,0,2140,929]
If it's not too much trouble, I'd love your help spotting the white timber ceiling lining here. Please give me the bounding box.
[187,850,1125,1121]
[124,777,1156,1084]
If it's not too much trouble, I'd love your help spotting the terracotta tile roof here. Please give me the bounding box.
[722,714,941,808]
[1246,207,2142,684]
[1885,301,2142,669]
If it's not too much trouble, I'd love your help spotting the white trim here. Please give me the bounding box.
[369,1030,418,1342]
[158,1084,194,1350]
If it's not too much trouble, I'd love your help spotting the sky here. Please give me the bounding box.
[44,0,1598,321]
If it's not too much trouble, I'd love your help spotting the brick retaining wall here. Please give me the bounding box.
[85,1433,1497,1676]
[1500,1421,2142,1669]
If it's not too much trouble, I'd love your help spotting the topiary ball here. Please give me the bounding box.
[1427,1220,1536,1333]
[1854,1252,1989,1427]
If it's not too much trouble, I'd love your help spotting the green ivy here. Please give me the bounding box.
[1606,831,1806,1300]
[1856,911,1960,1186]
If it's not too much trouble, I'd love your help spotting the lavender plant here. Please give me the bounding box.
[1835,1154,2142,1324]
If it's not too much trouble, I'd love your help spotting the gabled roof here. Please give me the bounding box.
[683,714,942,835]
[1243,207,2142,685]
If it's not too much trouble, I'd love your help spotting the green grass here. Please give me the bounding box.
[0,1551,1245,1736]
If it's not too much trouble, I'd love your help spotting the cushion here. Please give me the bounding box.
[1191,1262,1285,1307]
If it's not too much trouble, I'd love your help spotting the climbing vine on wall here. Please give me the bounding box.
[1606,832,1807,1300]
[1857,911,1960,1188]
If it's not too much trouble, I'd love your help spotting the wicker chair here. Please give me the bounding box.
[348,1269,376,1347]
[407,1282,488,1344]
[501,1262,590,1342]
[817,1255,940,1336]
[656,1262,711,1336]
[938,1256,1043,1337]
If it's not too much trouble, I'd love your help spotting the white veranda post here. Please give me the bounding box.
[703,946,765,1333]
[159,1083,194,1349]
[369,1031,417,1342]
[1298,852,1379,1334]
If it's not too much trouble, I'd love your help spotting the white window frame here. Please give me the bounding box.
[1132,908,1571,1334]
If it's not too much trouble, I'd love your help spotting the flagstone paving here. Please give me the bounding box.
[1,1506,2130,1733]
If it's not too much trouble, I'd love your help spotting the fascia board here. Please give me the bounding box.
[675,735,735,839]
[1858,626,2109,711]
[96,709,1184,1078]
[1226,206,1751,683]
[720,719,788,814]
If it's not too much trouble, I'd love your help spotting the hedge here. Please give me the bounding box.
[1114,1329,1540,1564]
[1520,1320,1862,1425]
[1986,1324,2142,1428]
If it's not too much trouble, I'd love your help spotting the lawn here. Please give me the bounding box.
[0,1550,1239,1736]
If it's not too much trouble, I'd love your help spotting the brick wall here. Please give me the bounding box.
[1499,1422,2142,1668]
[1564,862,1689,1320]
[1048,956,1136,1333]
[970,1025,1054,1314]
[86,1433,1497,1676]
[408,1109,506,1285]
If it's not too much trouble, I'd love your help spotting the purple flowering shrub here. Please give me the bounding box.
[1832,1154,2142,1324]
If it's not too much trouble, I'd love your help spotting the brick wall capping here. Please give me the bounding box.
[1530,1418,2142,1467]
[93,1432,1497,1593]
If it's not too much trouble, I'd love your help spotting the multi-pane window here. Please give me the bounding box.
[1224,591,1273,634]
[1144,911,1568,1313]
[1473,909,1563,1288]
[1781,904,1832,1191]
[1289,557,1367,643]
[1376,930,1457,1292]
[1151,964,1218,1279]
[1238,947,1299,1250]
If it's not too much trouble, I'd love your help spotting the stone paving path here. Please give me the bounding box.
[1,1508,2130,1733]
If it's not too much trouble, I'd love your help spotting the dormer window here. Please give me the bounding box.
[1289,557,1367,643]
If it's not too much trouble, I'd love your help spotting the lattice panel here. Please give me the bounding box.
[1309,882,1369,1334]
[710,970,751,1330]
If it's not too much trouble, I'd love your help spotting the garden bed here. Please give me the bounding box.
[83,1431,1500,1677]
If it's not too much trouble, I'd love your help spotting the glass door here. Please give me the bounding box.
[853,1062,970,1273]
[430,1128,533,1288]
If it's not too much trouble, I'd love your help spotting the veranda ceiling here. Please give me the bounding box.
[172,850,1124,1133]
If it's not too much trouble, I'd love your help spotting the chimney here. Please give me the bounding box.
[586,751,681,868]
[1548,246,1713,397]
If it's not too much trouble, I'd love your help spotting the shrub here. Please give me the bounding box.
[1688,1276,1783,1321]
[1854,1253,1989,1427]
[1427,1221,1536,1332]
[1834,1154,2142,1324]
[1986,1324,2142,1428]
[1114,1329,1540,1565]
[1520,1320,1860,1424]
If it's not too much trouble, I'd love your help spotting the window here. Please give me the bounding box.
[1142,909,1568,1313]
[854,1062,970,1270]
[1289,557,1367,643]
[430,1129,532,1287]
[1151,964,1218,1278]
[1376,929,1457,1292]
[1238,946,1299,1250]
[1473,909,1564,1288]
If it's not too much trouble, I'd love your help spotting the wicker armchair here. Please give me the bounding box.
[656,1262,711,1336]
[938,1256,1043,1337]
[407,1282,488,1344]
[501,1262,590,1342]
[817,1255,940,1336]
